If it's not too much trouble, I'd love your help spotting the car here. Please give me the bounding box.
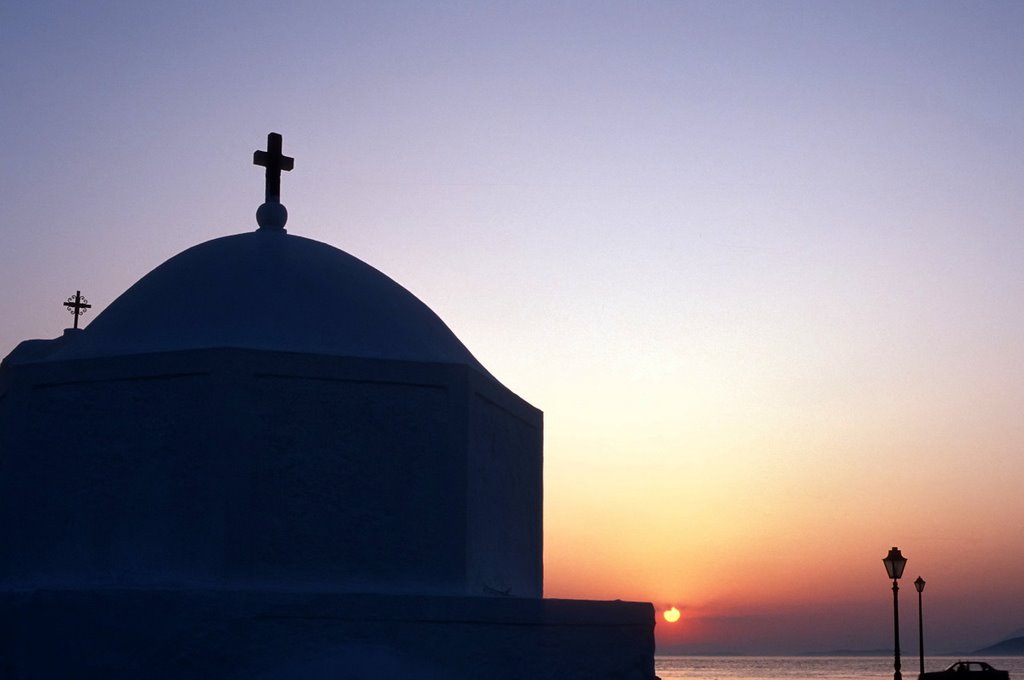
[920,660,1010,679]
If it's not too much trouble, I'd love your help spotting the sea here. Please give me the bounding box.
[655,656,1024,679]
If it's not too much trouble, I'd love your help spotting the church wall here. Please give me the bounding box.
[0,349,543,597]
[466,372,544,598]
[0,359,235,586]
[242,364,465,591]
[0,351,472,591]
[0,372,230,585]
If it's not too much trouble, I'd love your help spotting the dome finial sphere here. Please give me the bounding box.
[256,201,288,231]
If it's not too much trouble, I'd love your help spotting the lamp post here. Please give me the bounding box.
[883,547,908,680]
[915,576,926,677]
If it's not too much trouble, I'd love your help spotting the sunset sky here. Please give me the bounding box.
[3,1,1024,655]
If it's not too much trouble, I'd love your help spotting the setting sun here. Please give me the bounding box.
[662,606,680,623]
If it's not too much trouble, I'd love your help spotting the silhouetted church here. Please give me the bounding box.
[0,134,655,678]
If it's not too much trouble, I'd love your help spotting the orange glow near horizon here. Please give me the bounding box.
[541,395,1024,654]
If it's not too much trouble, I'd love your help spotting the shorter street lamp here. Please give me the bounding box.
[883,547,908,680]
[915,577,926,677]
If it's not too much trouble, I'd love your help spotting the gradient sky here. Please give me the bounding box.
[3,0,1024,655]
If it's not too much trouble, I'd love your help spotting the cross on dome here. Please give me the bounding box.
[253,132,293,231]
[64,290,91,330]
[253,132,293,203]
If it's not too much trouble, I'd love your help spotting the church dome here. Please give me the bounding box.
[51,230,488,373]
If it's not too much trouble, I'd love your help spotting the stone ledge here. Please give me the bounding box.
[1,589,656,679]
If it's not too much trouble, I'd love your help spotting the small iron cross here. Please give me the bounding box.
[64,290,91,329]
[253,132,294,203]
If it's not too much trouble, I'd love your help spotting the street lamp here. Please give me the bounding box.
[883,547,908,680]
[915,576,926,677]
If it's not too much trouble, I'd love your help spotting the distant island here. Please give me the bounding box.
[817,633,1024,658]
[660,632,1024,657]
[813,649,895,657]
[973,635,1024,656]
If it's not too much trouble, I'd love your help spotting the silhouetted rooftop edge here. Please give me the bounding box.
[45,230,489,374]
